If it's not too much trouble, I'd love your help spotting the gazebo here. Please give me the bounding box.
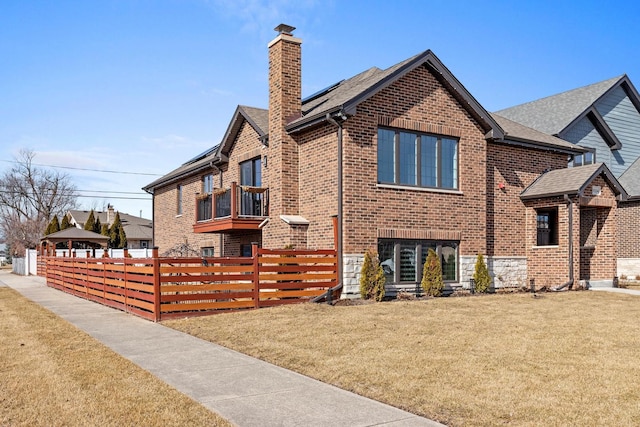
[40,228,110,257]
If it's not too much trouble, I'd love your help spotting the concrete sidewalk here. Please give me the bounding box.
[590,286,640,296]
[0,271,442,427]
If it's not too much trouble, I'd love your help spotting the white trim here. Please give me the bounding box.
[267,33,302,48]
[280,215,310,225]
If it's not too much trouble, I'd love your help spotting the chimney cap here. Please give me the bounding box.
[274,24,295,35]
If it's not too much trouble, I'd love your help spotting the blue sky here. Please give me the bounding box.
[2,0,639,219]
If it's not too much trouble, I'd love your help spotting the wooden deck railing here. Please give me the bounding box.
[42,245,338,321]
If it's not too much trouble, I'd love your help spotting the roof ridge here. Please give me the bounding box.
[496,75,624,113]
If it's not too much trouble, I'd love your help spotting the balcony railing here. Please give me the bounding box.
[196,182,268,224]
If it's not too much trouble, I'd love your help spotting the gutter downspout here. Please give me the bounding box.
[149,189,156,248]
[326,113,344,299]
[552,194,574,291]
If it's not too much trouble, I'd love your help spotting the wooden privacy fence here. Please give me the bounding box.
[43,245,339,321]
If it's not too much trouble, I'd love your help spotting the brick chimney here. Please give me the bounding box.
[265,24,303,247]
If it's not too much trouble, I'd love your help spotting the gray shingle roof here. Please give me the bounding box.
[520,163,624,199]
[491,113,586,153]
[144,105,269,192]
[619,157,640,198]
[298,56,417,121]
[142,144,220,192]
[240,105,269,135]
[495,76,623,135]
[68,210,153,241]
[41,227,109,243]
[145,49,589,193]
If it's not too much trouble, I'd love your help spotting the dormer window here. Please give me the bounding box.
[572,151,595,167]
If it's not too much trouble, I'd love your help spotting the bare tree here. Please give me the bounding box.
[0,149,78,256]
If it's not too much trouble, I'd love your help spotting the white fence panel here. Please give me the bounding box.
[12,257,26,275]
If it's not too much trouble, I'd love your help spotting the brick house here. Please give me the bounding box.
[143,24,624,296]
[497,76,640,278]
[67,205,153,249]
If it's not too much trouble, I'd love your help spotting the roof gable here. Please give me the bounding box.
[520,163,627,200]
[288,50,504,140]
[143,105,269,192]
[219,105,269,156]
[495,76,624,135]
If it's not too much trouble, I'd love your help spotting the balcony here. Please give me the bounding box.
[193,181,269,233]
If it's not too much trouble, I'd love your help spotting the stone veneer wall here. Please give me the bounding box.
[342,253,528,298]
[459,256,527,289]
[343,253,364,297]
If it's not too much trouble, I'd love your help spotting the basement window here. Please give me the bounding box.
[201,247,215,257]
[536,208,558,246]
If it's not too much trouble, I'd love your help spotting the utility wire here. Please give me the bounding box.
[0,159,163,177]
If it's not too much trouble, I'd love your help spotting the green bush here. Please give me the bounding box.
[60,214,72,229]
[421,248,444,297]
[84,210,96,231]
[473,253,491,293]
[359,248,386,301]
[45,216,60,235]
[107,212,127,248]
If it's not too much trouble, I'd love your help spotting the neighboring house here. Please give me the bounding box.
[496,76,640,277]
[67,205,153,249]
[144,24,622,296]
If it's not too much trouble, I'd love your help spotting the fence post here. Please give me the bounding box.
[85,256,89,297]
[252,243,260,309]
[152,247,161,322]
[123,248,128,313]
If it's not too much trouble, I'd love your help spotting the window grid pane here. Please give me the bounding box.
[441,138,458,189]
[420,136,437,187]
[377,129,395,183]
[399,242,417,282]
[378,241,395,283]
[399,132,417,185]
[441,242,457,281]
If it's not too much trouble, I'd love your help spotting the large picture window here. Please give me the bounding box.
[378,239,458,284]
[377,128,458,189]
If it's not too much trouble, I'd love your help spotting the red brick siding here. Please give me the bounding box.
[579,176,617,280]
[339,65,487,256]
[524,175,618,288]
[153,175,218,255]
[618,200,640,258]
[265,34,301,247]
[487,143,567,256]
[296,124,339,249]
[524,196,578,288]
[152,120,265,255]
